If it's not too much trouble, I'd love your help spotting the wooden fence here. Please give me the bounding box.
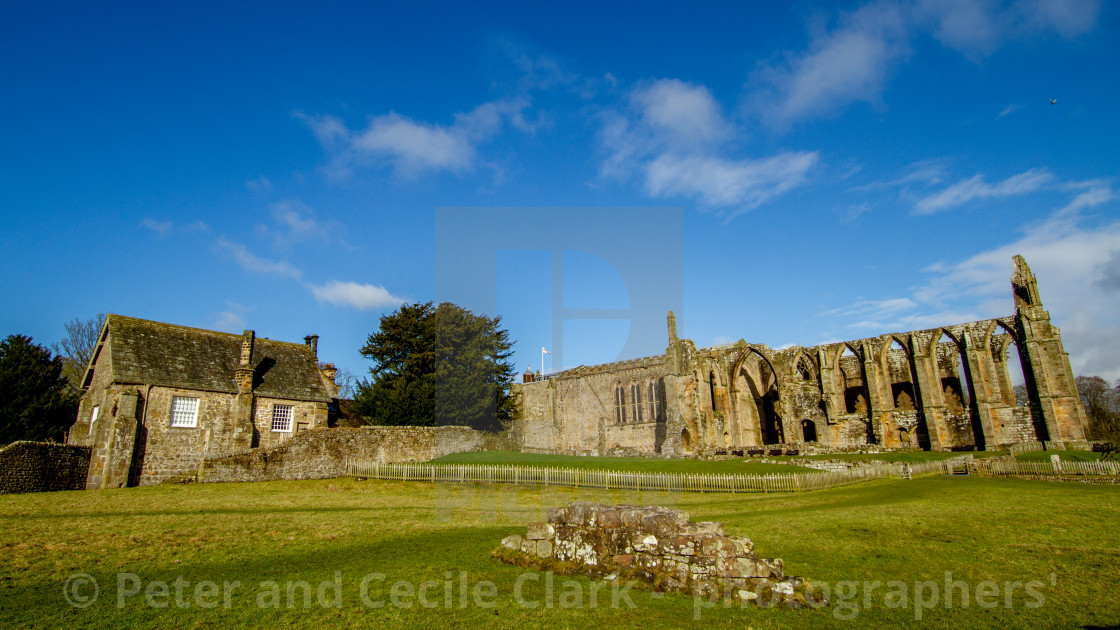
[976,458,1120,477]
[344,459,957,494]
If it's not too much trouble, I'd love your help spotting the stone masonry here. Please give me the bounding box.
[192,426,485,483]
[512,255,1089,456]
[67,315,338,488]
[498,501,824,607]
[0,441,91,494]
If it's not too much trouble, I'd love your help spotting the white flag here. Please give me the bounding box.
[542,347,551,354]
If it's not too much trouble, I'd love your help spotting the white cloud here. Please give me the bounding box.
[213,238,302,280]
[824,184,1120,380]
[913,168,1054,214]
[753,1,911,125]
[998,103,1021,118]
[822,297,919,318]
[214,311,245,331]
[300,97,531,178]
[848,158,947,193]
[1018,0,1101,38]
[266,200,331,246]
[753,0,1101,126]
[245,176,272,194]
[915,0,1003,56]
[310,281,406,310]
[644,152,819,211]
[631,80,731,149]
[140,218,172,235]
[599,78,817,214]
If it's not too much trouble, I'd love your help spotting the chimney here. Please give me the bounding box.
[321,363,337,384]
[304,334,319,358]
[240,330,255,367]
[235,330,256,394]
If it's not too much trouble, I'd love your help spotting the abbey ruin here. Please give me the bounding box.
[512,256,1089,456]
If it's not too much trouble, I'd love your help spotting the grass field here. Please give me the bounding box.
[430,450,819,474]
[2,475,1118,629]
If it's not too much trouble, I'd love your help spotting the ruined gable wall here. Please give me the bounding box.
[513,356,669,456]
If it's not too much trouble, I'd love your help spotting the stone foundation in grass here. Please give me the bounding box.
[496,501,826,608]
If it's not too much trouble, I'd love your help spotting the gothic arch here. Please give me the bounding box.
[612,380,625,424]
[731,347,783,445]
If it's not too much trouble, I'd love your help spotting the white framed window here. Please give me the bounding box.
[271,404,293,432]
[170,397,199,428]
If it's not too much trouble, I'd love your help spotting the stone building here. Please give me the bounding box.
[67,315,339,488]
[512,256,1089,456]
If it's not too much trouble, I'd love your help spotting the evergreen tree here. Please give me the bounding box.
[355,302,516,430]
[0,335,79,444]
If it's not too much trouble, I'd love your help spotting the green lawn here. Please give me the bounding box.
[2,476,1118,629]
[431,450,818,474]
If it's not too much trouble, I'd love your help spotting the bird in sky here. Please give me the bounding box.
[1050,99,1057,105]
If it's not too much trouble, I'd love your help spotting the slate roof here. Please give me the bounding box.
[98,314,333,402]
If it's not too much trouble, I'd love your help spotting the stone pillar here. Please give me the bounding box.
[963,329,999,449]
[1011,255,1089,444]
[910,332,947,450]
[860,340,886,445]
[817,347,841,420]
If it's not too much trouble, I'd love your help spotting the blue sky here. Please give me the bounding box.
[2,0,1118,383]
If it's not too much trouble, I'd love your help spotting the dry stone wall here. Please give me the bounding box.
[0,442,91,494]
[498,501,824,607]
[194,426,485,483]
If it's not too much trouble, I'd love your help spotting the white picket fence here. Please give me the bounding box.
[344,459,956,494]
[977,458,1120,477]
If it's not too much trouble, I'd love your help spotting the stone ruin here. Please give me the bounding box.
[497,501,825,607]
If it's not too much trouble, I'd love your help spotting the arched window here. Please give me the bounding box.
[614,382,625,424]
[630,380,643,423]
[647,378,658,422]
[709,371,718,411]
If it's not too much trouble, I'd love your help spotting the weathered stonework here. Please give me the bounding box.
[497,501,824,606]
[193,426,485,483]
[512,256,1089,455]
[0,442,91,494]
[67,315,337,488]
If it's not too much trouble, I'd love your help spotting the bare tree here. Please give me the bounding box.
[334,366,362,400]
[1076,375,1120,442]
[53,313,106,394]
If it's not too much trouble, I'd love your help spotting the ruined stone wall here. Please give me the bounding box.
[513,356,669,456]
[512,257,1087,456]
[195,426,485,483]
[0,442,91,494]
[498,501,820,606]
